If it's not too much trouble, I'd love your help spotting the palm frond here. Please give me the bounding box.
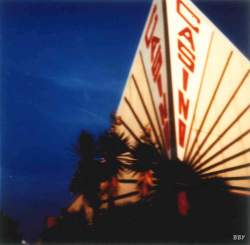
[98,131,130,156]
[74,130,96,160]
[131,141,160,173]
[97,131,131,178]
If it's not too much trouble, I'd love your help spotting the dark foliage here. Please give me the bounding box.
[40,190,249,243]
[74,130,95,159]
[0,210,22,243]
[69,131,102,208]
[98,131,130,179]
[44,129,249,244]
[40,211,93,243]
[131,141,159,173]
[69,129,132,209]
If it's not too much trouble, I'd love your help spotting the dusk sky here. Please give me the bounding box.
[1,0,250,241]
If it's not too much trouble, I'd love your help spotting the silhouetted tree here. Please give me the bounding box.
[98,131,131,207]
[0,210,22,243]
[69,131,102,224]
[131,141,159,199]
[65,126,248,243]
[69,128,131,215]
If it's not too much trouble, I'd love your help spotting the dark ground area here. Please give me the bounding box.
[39,191,249,244]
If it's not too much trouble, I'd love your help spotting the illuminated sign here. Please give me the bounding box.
[116,0,171,156]
[116,0,250,197]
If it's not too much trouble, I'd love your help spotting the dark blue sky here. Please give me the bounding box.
[1,0,249,241]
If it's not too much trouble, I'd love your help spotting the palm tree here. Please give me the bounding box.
[98,130,131,208]
[64,123,248,243]
[130,139,160,199]
[69,130,101,224]
[70,124,132,212]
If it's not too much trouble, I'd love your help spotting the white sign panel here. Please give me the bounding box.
[116,0,171,156]
[166,0,250,194]
[114,0,172,203]
[166,0,213,160]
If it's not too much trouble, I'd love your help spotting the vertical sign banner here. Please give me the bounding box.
[114,0,172,203]
[116,0,171,157]
[166,0,250,195]
[166,0,213,160]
